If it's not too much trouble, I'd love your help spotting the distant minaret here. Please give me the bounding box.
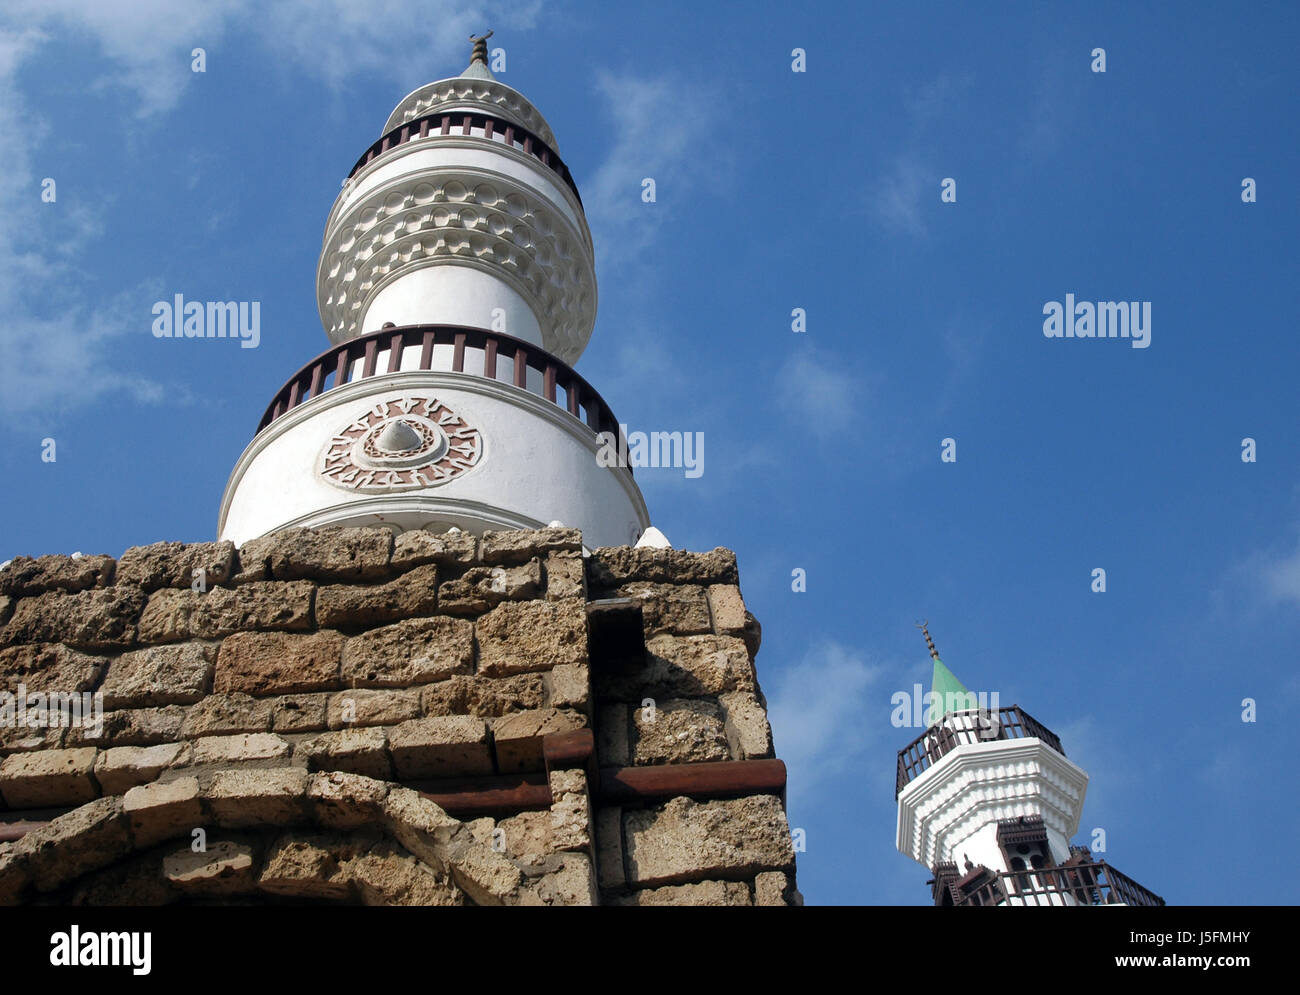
[895,625,1165,906]
[219,35,650,548]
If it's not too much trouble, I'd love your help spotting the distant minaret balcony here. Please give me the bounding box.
[932,850,1166,907]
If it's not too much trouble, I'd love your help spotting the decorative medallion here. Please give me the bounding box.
[319,396,482,491]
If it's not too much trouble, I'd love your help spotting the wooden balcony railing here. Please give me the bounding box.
[348,111,582,207]
[257,324,625,465]
[896,705,1066,797]
[955,860,1166,907]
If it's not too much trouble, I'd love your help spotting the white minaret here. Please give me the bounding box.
[218,34,649,547]
[895,626,1164,906]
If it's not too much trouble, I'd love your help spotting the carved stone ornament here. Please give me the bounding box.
[319,396,483,491]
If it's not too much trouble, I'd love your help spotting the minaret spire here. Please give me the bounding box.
[469,30,493,65]
[916,620,940,661]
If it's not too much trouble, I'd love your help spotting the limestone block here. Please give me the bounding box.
[632,698,731,765]
[523,851,595,906]
[719,690,774,760]
[214,630,343,696]
[340,616,473,687]
[192,732,291,765]
[315,564,439,628]
[297,727,392,780]
[0,747,99,807]
[123,776,203,847]
[388,715,492,778]
[481,527,581,565]
[544,551,586,601]
[66,705,186,748]
[549,768,590,852]
[381,787,462,870]
[612,880,752,906]
[180,693,274,737]
[597,633,755,701]
[163,839,257,895]
[0,643,108,696]
[101,641,216,707]
[346,839,463,905]
[306,770,390,830]
[546,663,589,711]
[17,797,131,892]
[706,584,747,634]
[327,688,421,729]
[269,693,330,733]
[390,529,477,571]
[476,598,587,677]
[259,833,352,900]
[437,560,540,615]
[137,581,314,643]
[3,587,144,650]
[755,870,795,906]
[247,527,393,582]
[0,554,115,597]
[621,582,712,636]
[586,546,738,591]
[205,767,308,827]
[420,673,547,718]
[489,708,586,772]
[94,742,189,795]
[116,541,236,592]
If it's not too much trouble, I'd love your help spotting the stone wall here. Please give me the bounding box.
[0,527,798,906]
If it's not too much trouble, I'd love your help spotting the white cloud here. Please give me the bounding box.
[775,348,859,437]
[1259,535,1300,607]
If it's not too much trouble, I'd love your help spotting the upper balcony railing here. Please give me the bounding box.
[348,111,583,208]
[954,859,1166,907]
[256,324,625,465]
[895,705,1066,797]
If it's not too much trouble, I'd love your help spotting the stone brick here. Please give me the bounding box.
[340,616,473,688]
[259,833,352,900]
[596,703,630,767]
[17,797,131,892]
[622,582,712,636]
[116,541,236,592]
[390,529,477,571]
[706,584,747,633]
[327,688,421,729]
[137,581,314,643]
[192,732,291,765]
[67,705,186,748]
[476,598,587,677]
[214,630,343,696]
[0,595,10,626]
[497,810,553,863]
[381,786,463,871]
[548,769,590,852]
[623,796,796,887]
[306,770,390,830]
[388,715,492,778]
[250,527,393,582]
[205,767,309,827]
[754,870,794,906]
[597,633,755,701]
[542,550,583,600]
[522,851,595,906]
[123,775,203,847]
[100,641,216,707]
[438,560,540,615]
[315,564,439,629]
[69,851,178,905]
[633,698,731,765]
[0,554,115,597]
[94,742,189,795]
[0,747,99,807]
[586,546,738,590]
[297,727,392,780]
[595,806,625,890]
[481,527,581,566]
[270,693,329,733]
[346,839,462,905]
[546,663,589,711]
[421,673,547,718]
[0,724,66,755]
[163,839,257,895]
[719,691,774,760]
[0,643,108,696]
[3,587,143,650]
[490,708,586,773]
[180,693,274,737]
[612,880,752,906]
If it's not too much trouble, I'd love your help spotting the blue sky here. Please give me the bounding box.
[1,1,1297,905]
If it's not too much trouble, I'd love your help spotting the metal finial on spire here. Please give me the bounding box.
[915,620,940,661]
[469,30,494,65]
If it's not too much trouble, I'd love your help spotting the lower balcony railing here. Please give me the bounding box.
[955,860,1166,907]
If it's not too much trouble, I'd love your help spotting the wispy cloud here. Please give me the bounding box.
[775,347,860,438]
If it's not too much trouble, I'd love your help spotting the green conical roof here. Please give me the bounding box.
[927,656,971,727]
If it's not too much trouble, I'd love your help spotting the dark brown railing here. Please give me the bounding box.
[955,860,1166,907]
[896,705,1066,797]
[348,111,582,207]
[257,324,625,462]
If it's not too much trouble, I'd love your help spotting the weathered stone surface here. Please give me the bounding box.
[163,839,256,895]
[633,698,731,765]
[597,703,629,767]
[595,807,625,890]
[259,833,352,900]
[67,705,186,748]
[587,546,738,590]
[421,673,547,718]
[448,838,525,906]
[192,732,291,765]
[315,564,439,629]
[390,529,477,571]
[137,581,314,643]
[245,527,393,582]
[548,769,590,851]
[101,641,216,707]
[622,582,712,636]
[490,708,586,772]
[3,587,144,650]
[0,595,10,626]
[740,610,762,659]
[496,810,553,863]
[306,771,390,830]
[205,767,308,827]
[388,715,492,778]
[476,598,587,677]
[481,527,581,566]
[438,561,540,615]
[546,663,589,711]
[719,691,774,760]
[18,797,131,892]
[0,643,108,695]
[613,879,753,906]
[327,688,421,729]
[347,838,462,905]
[381,786,462,871]
[270,693,329,733]
[597,633,755,701]
[754,870,795,906]
[523,852,595,906]
[0,554,115,597]
[69,852,178,905]
[0,747,98,807]
[544,551,586,601]
[94,742,189,795]
[116,541,236,592]
[214,630,343,696]
[340,616,473,688]
[706,584,747,633]
[0,724,66,755]
[623,796,796,887]
[180,693,274,737]
[123,775,203,847]
[297,727,392,780]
